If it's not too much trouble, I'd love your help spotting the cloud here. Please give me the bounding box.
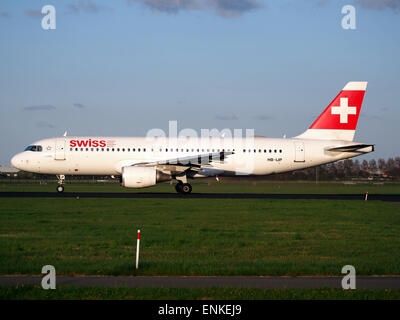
[354,0,400,12]
[23,105,56,111]
[25,10,43,17]
[359,113,382,120]
[73,102,86,109]
[254,114,273,120]
[209,0,263,17]
[128,0,263,17]
[36,121,55,129]
[66,1,111,14]
[304,0,400,12]
[314,0,330,7]
[215,112,238,120]
[305,0,330,7]
[0,11,10,18]
[128,0,200,13]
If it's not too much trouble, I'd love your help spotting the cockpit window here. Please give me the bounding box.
[24,145,43,152]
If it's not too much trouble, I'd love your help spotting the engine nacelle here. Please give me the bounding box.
[121,166,171,188]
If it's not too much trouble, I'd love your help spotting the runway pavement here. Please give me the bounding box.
[1,275,399,289]
[1,192,400,202]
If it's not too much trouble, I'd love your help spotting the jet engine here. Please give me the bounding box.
[121,166,171,188]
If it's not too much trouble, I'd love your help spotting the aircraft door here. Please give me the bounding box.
[55,139,66,160]
[294,141,305,162]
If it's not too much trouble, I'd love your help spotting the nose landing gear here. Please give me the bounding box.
[56,175,65,193]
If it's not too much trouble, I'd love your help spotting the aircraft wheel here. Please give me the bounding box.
[57,185,64,193]
[180,183,192,194]
[175,182,183,193]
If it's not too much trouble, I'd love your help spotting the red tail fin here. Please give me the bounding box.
[296,81,367,141]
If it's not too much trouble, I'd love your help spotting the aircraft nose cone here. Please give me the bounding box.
[11,154,21,170]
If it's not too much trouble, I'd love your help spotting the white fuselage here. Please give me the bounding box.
[11,136,369,178]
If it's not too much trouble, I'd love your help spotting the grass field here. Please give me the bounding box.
[1,180,400,194]
[1,182,399,299]
[0,197,399,276]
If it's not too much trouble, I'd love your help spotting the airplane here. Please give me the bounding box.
[11,81,374,194]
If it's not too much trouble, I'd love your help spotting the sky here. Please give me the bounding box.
[0,0,399,165]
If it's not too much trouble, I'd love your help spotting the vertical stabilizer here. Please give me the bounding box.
[295,81,367,141]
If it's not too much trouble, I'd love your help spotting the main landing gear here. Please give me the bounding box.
[175,181,192,194]
[56,175,65,193]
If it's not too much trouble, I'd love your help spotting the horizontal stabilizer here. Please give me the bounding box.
[326,144,374,153]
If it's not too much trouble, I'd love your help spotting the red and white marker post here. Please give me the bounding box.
[365,192,368,201]
[136,230,140,269]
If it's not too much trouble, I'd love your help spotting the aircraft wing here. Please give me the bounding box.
[134,151,234,174]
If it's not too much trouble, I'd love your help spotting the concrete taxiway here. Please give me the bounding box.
[0,192,399,202]
[1,275,399,289]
